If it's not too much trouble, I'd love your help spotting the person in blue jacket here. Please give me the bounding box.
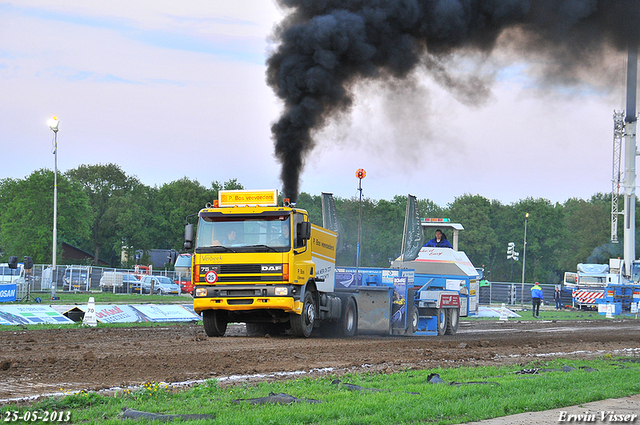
[531,282,543,318]
[423,229,453,248]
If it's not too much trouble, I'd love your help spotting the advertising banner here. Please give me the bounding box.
[0,305,74,325]
[131,304,200,322]
[75,304,200,323]
[93,305,151,323]
[0,283,17,302]
[1,304,200,325]
[391,276,408,329]
[401,195,424,261]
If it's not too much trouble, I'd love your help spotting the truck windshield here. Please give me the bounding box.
[195,215,291,253]
[632,263,640,283]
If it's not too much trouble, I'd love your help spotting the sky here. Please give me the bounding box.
[0,1,632,208]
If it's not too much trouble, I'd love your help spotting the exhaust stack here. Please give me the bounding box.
[624,40,638,277]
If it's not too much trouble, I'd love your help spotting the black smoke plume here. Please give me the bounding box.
[267,0,640,201]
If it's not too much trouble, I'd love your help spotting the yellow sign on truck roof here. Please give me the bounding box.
[218,189,279,207]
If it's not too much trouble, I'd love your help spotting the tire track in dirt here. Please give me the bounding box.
[1,319,638,402]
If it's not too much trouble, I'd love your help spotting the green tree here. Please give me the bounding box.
[113,183,157,267]
[295,192,323,226]
[448,194,497,268]
[0,169,91,263]
[559,196,612,271]
[512,198,564,284]
[154,178,217,251]
[418,198,447,219]
[211,178,245,194]
[65,164,140,265]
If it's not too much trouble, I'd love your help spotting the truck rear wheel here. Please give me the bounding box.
[445,308,459,335]
[338,297,357,337]
[290,291,315,338]
[202,310,227,337]
[436,308,448,336]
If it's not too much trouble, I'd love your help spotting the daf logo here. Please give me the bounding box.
[261,265,283,272]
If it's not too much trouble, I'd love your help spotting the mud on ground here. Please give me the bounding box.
[1,318,639,402]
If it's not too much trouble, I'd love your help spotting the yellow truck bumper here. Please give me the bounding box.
[194,297,303,315]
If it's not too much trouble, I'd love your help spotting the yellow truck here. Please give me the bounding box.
[184,189,357,338]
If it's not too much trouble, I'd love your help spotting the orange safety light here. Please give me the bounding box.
[282,263,289,281]
[194,265,201,282]
[356,169,366,179]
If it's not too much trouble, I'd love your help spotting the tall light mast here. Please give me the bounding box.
[611,111,624,244]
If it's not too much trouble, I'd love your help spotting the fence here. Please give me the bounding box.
[13,264,191,301]
[11,266,560,306]
[479,282,560,306]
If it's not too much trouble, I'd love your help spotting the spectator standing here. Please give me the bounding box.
[554,286,562,310]
[531,282,543,318]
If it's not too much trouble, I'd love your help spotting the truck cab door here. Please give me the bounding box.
[293,212,310,251]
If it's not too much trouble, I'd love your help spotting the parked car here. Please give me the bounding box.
[139,275,180,295]
[100,272,140,293]
[63,267,90,291]
[175,276,193,295]
[122,274,141,293]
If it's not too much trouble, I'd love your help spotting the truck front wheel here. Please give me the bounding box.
[290,291,315,337]
[203,310,227,337]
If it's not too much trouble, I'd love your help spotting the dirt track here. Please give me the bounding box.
[1,318,639,403]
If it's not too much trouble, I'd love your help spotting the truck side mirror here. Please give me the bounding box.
[184,223,194,250]
[298,222,311,240]
[8,256,18,269]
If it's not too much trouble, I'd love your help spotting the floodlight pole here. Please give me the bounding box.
[48,117,59,299]
[521,212,529,307]
[355,169,366,283]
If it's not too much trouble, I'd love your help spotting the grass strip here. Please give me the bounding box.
[3,357,638,424]
[464,308,640,321]
[13,291,191,305]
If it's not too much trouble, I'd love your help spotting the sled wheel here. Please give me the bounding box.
[411,307,419,333]
[436,308,448,336]
[445,308,459,335]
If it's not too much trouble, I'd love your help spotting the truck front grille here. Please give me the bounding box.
[220,264,262,274]
[227,299,254,305]
[199,263,283,284]
[217,275,282,283]
[227,289,259,296]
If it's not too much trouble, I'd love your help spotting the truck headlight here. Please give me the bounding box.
[195,288,208,297]
[275,287,288,296]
